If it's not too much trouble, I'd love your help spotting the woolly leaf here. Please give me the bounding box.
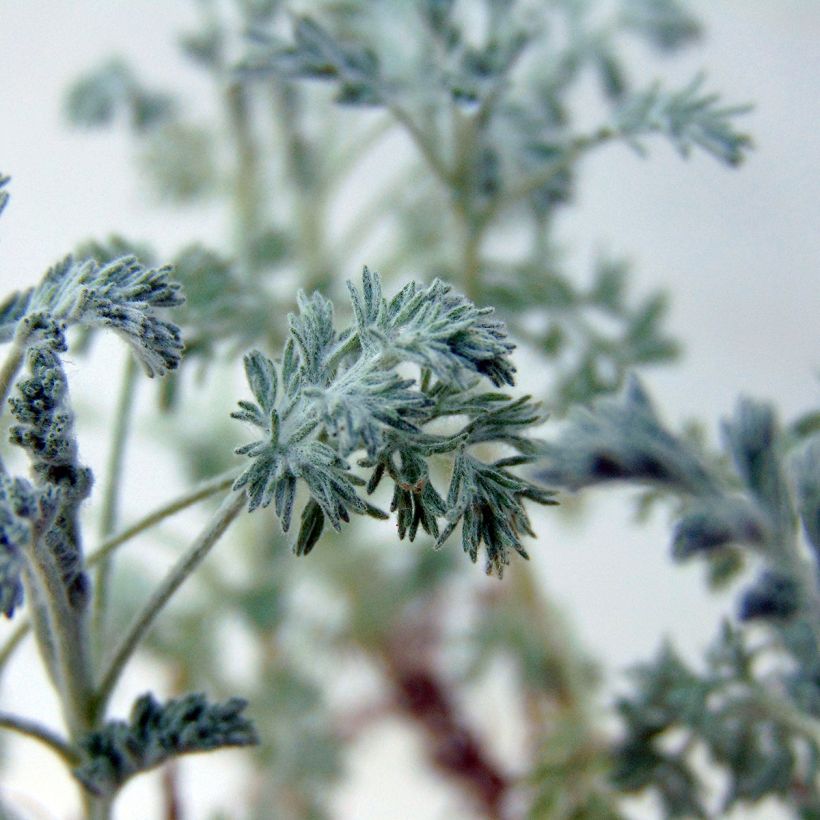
[305,357,430,458]
[9,346,92,610]
[0,475,41,618]
[722,398,793,538]
[793,435,820,556]
[0,289,33,345]
[671,497,766,561]
[348,268,516,388]
[139,122,217,202]
[615,75,752,166]
[620,0,702,52]
[25,255,184,377]
[74,692,257,797]
[738,571,800,622]
[437,450,556,578]
[538,377,713,493]
[233,271,548,565]
[66,59,174,132]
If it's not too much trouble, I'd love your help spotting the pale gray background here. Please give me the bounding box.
[0,1,818,818]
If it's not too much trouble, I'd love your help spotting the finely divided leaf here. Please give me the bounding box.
[74,692,257,797]
[615,75,752,166]
[28,255,184,377]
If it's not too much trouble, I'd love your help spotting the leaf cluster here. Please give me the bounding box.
[8,347,93,612]
[4,255,184,377]
[232,267,554,576]
[483,256,680,411]
[65,59,175,133]
[540,378,820,812]
[74,692,257,797]
[613,626,820,817]
[229,2,749,415]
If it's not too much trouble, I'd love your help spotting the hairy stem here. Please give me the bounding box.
[388,101,453,188]
[270,83,330,292]
[83,791,114,820]
[93,353,138,654]
[22,541,95,737]
[0,339,25,411]
[87,468,240,567]
[0,340,26,472]
[95,490,246,712]
[0,710,79,765]
[225,80,264,280]
[0,619,29,674]
[0,470,240,676]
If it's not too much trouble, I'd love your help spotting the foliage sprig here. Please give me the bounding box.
[74,692,257,797]
[539,378,820,813]
[232,267,554,575]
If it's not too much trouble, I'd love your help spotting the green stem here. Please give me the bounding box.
[93,354,138,654]
[0,618,30,674]
[22,540,95,737]
[387,100,453,188]
[0,710,79,765]
[95,490,246,713]
[449,104,487,301]
[455,205,485,302]
[82,791,114,820]
[0,339,25,411]
[270,83,330,292]
[0,339,26,472]
[225,80,263,279]
[87,468,240,567]
[0,470,239,676]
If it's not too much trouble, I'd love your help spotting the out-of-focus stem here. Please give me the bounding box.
[95,490,245,713]
[93,353,138,654]
[226,81,264,280]
[0,710,78,765]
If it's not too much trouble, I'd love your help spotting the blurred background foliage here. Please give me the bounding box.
[4,0,814,817]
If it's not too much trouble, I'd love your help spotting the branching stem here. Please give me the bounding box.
[95,490,245,712]
[0,710,79,765]
[93,353,138,653]
[87,468,241,567]
[22,541,94,737]
[0,470,240,676]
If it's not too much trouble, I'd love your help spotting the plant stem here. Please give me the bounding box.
[87,468,240,567]
[0,339,26,472]
[0,710,79,765]
[270,83,330,292]
[93,353,138,654]
[225,80,263,280]
[22,542,95,737]
[387,100,453,188]
[0,470,240,676]
[0,619,30,674]
[95,490,246,713]
[83,791,114,820]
